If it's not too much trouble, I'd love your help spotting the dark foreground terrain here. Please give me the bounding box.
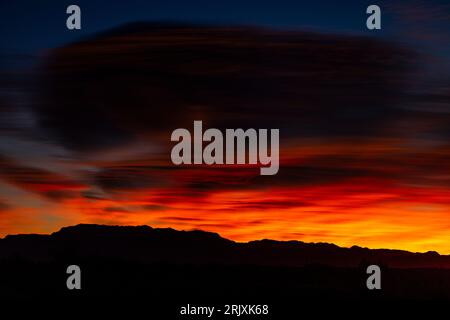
[1,225,449,316]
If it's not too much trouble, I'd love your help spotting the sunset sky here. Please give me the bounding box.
[0,0,449,253]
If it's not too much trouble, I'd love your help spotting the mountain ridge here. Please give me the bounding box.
[1,224,449,268]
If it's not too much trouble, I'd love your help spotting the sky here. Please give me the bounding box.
[0,0,449,253]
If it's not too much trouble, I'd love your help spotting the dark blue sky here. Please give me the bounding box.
[1,0,393,54]
[1,0,449,72]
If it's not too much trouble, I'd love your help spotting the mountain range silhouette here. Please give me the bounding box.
[1,224,449,307]
[1,224,449,268]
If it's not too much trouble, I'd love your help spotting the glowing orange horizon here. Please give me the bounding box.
[1,139,449,254]
[1,177,449,254]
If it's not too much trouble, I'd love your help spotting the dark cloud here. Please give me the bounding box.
[35,23,414,151]
[16,22,447,203]
[81,189,109,200]
[95,165,171,192]
[230,199,310,210]
[0,155,84,201]
[140,204,169,211]
[161,216,202,222]
[43,190,79,201]
[0,199,10,211]
[103,206,131,213]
